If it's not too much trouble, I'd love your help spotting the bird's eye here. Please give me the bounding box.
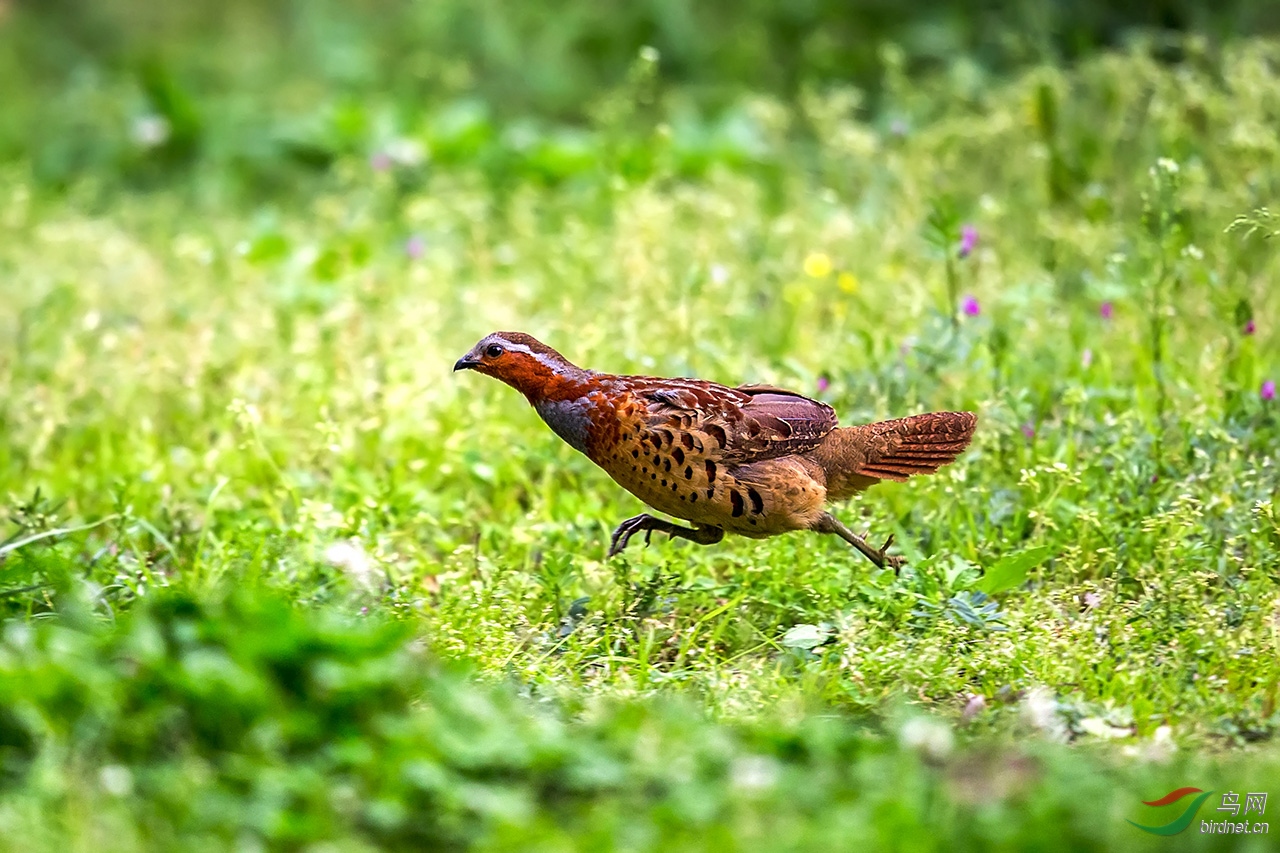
[485,344,504,358]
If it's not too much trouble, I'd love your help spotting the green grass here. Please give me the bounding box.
[1,11,1280,850]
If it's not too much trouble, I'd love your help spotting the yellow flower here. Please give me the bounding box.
[837,271,858,294]
[803,252,833,278]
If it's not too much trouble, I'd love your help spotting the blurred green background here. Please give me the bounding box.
[5,0,1280,191]
[2,1,1280,851]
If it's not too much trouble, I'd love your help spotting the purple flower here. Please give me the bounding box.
[958,225,978,259]
[1244,319,1257,336]
[1099,302,1114,321]
[816,374,831,393]
[1263,379,1276,401]
[370,151,393,172]
[1081,348,1093,369]
[962,295,980,317]
[405,234,426,260]
[1021,422,1036,440]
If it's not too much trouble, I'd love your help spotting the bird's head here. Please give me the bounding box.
[453,332,586,400]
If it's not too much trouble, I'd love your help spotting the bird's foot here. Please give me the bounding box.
[607,515,725,557]
[608,514,658,558]
[814,512,906,571]
[873,534,906,572]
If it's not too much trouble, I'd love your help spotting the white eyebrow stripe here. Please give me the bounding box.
[490,337,576,376]
[494,340,535,356]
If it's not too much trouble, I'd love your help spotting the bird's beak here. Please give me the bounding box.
[454,356,479,372]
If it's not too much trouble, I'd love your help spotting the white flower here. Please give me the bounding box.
[325,539,384,594]
[1122,725,1177,762]
[730,755,779,792]
[131,114,170,148]
[99,764,134,797]
[1021,686,1067,741]
[899,717,954,761]
[385,138,426,167]
[1079,717,1131,739]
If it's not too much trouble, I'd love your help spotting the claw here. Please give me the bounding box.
[876,535,905,572]
[815,512,907,572]
[607,514,722,558]
[608,514,652,558]
[607,524,628,558]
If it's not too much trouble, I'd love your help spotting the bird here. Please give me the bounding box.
[454,332,976,569]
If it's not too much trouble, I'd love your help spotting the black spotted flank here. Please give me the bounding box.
[684,465,693,480]
[747,488,764,514]
[681,433,694,450]
[663,458,671,472]
[730,490,745,517]
[705,488,714,500]
[704,460,717,482]
[631,449,639,459]
[672,447,685,465]
[704,423,727,448]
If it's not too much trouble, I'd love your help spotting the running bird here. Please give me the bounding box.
[454,332,976,568]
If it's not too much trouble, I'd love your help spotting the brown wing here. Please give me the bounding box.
[631,378,837,465]
[817,411,977,500]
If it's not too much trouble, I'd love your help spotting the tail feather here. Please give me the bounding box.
[812,411,977,500]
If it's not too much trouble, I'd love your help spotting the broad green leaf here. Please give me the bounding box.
[975,547,1053,595]
[781,624,827,650]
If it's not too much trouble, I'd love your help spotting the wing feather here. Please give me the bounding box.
[630,377,837,465]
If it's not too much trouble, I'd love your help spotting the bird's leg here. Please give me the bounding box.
[607,514,725,558]
[812,512,905,571]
